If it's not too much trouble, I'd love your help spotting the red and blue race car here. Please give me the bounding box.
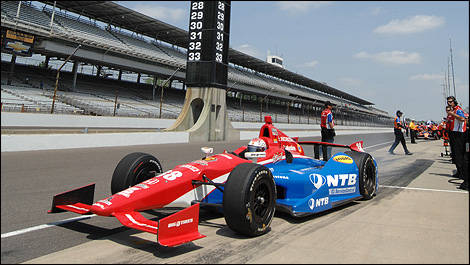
[49,116,378,247]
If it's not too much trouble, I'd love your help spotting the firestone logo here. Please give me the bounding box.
[167,218,193,228]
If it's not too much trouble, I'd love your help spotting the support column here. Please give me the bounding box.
[164,87,239,142]
[71,60,78,91]
[96,65,101,77]
[44,56,50,68]
[118,69,122,81]
[152,75,157,101]
[7,55,17,85]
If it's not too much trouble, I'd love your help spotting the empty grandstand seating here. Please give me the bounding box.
[1,84,84,114]
[1,1,392,126]
[1,1,52,30]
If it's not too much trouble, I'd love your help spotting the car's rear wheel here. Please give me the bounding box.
[345,151,376,200]
[111,152,163,194]
[223,163,276,237]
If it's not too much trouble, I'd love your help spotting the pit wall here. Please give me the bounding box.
[1,112,392,152]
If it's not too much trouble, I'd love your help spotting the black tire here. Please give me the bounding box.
[111,152,163,194]
[345,151,377,200]
[223,163,276,237]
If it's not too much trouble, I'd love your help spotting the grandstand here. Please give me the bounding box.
[1,1,393,127]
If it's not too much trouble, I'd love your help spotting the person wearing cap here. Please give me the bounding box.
[388,110,413,155]
[320,101,335,161]
[409,119,417,144]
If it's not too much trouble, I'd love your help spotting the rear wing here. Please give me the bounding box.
[297,140,364,152]
[296,140,364,159]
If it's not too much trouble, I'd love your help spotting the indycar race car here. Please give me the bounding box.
[48,116,378,247]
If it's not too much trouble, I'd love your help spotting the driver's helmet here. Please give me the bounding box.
[247,138,267,152]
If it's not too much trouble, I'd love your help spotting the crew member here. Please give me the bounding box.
[409,119,417,144]
[446,105,456,165]
[320,101,335,161]
[446,96,468,190]
[388,110,412,155]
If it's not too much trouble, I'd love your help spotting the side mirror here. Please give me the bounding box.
[201,147,213,159]
[285,149,293,163]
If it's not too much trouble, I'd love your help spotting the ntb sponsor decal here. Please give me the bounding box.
[308,197,329,210]
[309,173,357,194]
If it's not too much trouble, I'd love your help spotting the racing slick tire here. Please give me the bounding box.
[111,152,163,194]
[345,151,376,200]
[223,163,276,237]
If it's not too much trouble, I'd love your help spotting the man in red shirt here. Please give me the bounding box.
[446,96,468,190]
[320,101,335,161]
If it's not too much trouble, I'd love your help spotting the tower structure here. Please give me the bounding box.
[165,1,239,142]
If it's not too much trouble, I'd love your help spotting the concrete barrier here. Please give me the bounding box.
[1,112,392,152]
[1,112,175,129]
[1,132,189,152]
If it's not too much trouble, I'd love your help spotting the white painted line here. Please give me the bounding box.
[363,140,395,150]
[379,185,468,194]
[1,214,97,239]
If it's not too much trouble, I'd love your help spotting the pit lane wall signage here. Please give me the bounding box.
[185,1,231,89]
[1,29,35,57]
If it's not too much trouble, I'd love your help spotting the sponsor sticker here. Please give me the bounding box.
[272,128,278,136]
[309,173,357,189]
[355,142,365,152]
[272,152,283,163]
[329,187,356,195]
[204,156,217,162]
[309,174,326,189]
[167,218,193,228]
[193,160,208,166]
[178,164,200,172]
[117,186,142,198]
[308,197,329,210]
[284,145,297,151]
[245,151,267,158]
[332,155,353,164]
[273,175,289,180]
[92,202,105,209]
[218,154,233,159]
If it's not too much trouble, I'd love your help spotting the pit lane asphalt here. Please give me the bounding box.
[1,133,467,263]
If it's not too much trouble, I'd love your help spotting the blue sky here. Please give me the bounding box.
[120,2,467,121]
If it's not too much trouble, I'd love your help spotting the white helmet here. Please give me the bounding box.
[247,138,267,152]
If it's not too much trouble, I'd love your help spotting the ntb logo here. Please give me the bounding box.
[309,173,357,189]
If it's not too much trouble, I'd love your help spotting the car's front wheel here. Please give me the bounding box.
[111,152,163,194]
[223,163,276,237]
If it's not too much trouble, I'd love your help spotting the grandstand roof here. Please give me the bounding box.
[38,0,374,106]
